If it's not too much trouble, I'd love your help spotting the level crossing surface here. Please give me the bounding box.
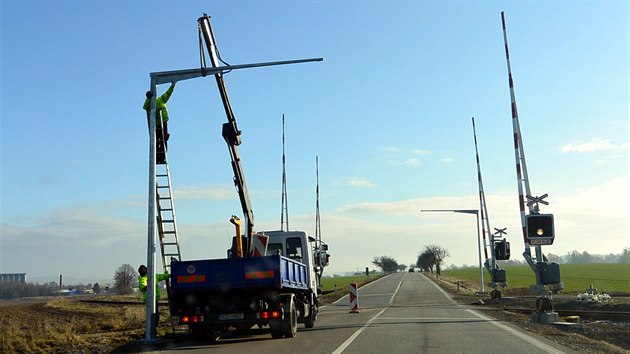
[133,272,575,353]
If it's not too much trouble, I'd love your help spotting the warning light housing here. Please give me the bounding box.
[526,214,555,245]
[494,239,511,260]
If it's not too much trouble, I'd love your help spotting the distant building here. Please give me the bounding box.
[0,273,27,283]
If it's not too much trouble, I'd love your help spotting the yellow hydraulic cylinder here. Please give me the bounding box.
[230,215,243,258]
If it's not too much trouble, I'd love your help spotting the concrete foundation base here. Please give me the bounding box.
[530,311,560,324]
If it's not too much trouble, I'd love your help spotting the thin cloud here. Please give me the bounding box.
[174,185,236,200]
[561,138,629,153]
[594,154,626,165]
[342,177,376,188]
[327,176,628,272]
[411,149,432,155]
[405,158,421,166]
[338,195,478,216]
[440,157,454,163]
[380,147,433,166]
[381,146,401,153]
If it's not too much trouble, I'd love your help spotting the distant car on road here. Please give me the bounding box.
[408,268,415,272]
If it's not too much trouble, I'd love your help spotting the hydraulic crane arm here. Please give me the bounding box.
[197,14,322,257]
[198,15,255,254]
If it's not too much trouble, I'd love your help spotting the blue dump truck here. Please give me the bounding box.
[165,16,329,341]
[169,230,329,340]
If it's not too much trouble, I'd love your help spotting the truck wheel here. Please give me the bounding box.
[208,326,221,342]
[190,325,221,342]
[304,304,317,329]
[270,320,283,338]
[282,297,298,338]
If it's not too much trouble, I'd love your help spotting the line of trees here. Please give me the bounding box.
[416,244,449,276]
[371,244,451,275]
[0,281,105,300]
[546,248,630,264]
[372,256,407,273]
[0,282,59,299]
[443,247,630,270]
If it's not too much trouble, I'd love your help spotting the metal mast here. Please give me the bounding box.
[472,117,491,264]
[280,114,289,231]
[501,12,533,248]
[315,156,321,247]
[472,117,508,298]
[501,12,561,320]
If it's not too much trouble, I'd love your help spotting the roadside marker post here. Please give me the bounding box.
[349,283,360,313]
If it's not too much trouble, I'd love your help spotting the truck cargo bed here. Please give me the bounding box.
[170,255,308,291]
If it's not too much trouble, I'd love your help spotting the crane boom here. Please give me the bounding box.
[198,14,255,254]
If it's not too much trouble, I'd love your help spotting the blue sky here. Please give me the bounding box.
[1,1,627,285]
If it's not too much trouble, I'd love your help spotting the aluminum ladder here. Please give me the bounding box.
[155,137,181,274]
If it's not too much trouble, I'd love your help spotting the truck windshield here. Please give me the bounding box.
[286,237,303,261]
[267,243,283,256]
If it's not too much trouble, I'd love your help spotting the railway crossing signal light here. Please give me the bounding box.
[494,239,511,260]
[526,214,555,245]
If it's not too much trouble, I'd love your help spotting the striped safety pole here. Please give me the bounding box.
[472,117,490,262]
[349,283,359,313]
[501,11,531,247]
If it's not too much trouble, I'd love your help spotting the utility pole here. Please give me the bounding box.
[280,114,289,231]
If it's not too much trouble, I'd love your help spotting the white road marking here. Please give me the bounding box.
[330,307,387,354]
[466,309,566,354]
[376,317,485,322]
[331,274,404,354]
[389,276,404,305]
[422,273,566,354]
[329,274,395,306]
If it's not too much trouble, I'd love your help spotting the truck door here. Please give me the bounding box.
[286,237,303,263]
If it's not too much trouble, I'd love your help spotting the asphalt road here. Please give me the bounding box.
[129,272,575,353]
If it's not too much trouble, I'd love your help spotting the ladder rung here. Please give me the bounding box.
[157,185,169,189]
[157,173,168,177]
[161,219,174,223]
[162,231,176,235]
[164,253,180,257]
[160,208,173,212]
[163,242,179,246]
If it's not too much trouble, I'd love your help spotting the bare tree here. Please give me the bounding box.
[425,244,449,276]
[416,251,435,273]
[113,264,137,295]
[372,256,399,273]
[416,245,449,276]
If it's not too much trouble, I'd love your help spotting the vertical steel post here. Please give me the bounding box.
[280,114,289,231]
[145,76,158,341]
[474,210,485,293]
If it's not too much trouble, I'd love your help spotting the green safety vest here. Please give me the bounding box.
[138,273,170,303]
[143,84,175,125]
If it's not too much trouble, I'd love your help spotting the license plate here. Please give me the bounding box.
[218,313,244,320]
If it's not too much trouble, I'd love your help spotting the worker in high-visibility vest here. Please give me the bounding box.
[143,82,176,144]
[137,264,169,304]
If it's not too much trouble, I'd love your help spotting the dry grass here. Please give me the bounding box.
[0,296,163,353]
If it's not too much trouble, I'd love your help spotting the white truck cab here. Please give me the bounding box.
[262,230,329,292]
